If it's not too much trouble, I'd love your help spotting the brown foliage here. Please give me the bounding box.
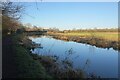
[1,2,24,34]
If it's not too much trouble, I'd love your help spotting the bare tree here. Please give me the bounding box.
[1,2,24,20]
[1,1,24,34]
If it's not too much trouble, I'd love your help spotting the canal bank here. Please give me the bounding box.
[46,33,119,50]
[3,33,86,79]
[2,34,52,79]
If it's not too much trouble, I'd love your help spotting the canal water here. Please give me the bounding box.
[29,36,118,78]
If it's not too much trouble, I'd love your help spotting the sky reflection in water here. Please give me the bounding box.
[30,36,118,78]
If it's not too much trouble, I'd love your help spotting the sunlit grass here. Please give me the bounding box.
[52,32,119,41]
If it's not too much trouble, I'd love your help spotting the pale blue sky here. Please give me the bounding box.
[21,2,118,30]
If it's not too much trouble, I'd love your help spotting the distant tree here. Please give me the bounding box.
[52,27,59,32]
[33,25,38,31]
[25,23,32,28]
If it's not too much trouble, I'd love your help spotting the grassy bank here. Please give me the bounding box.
[3,34,52,79]
[3,33,86,79]
[47,32,119,42]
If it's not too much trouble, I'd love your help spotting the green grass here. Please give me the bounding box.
[11,34,52,79]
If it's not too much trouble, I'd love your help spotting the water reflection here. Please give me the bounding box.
[89,45,95,54]
[30,36,118,78]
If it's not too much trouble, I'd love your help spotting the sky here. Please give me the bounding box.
[20,2,118,30]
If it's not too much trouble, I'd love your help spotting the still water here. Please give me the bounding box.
[29,36,118,78]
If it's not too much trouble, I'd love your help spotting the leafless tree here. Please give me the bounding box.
[1,1,24,34]
[1,1,24,20]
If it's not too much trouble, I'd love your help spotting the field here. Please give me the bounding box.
[49,32,119,42]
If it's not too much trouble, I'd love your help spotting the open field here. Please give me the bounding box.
[48,32,119,42]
